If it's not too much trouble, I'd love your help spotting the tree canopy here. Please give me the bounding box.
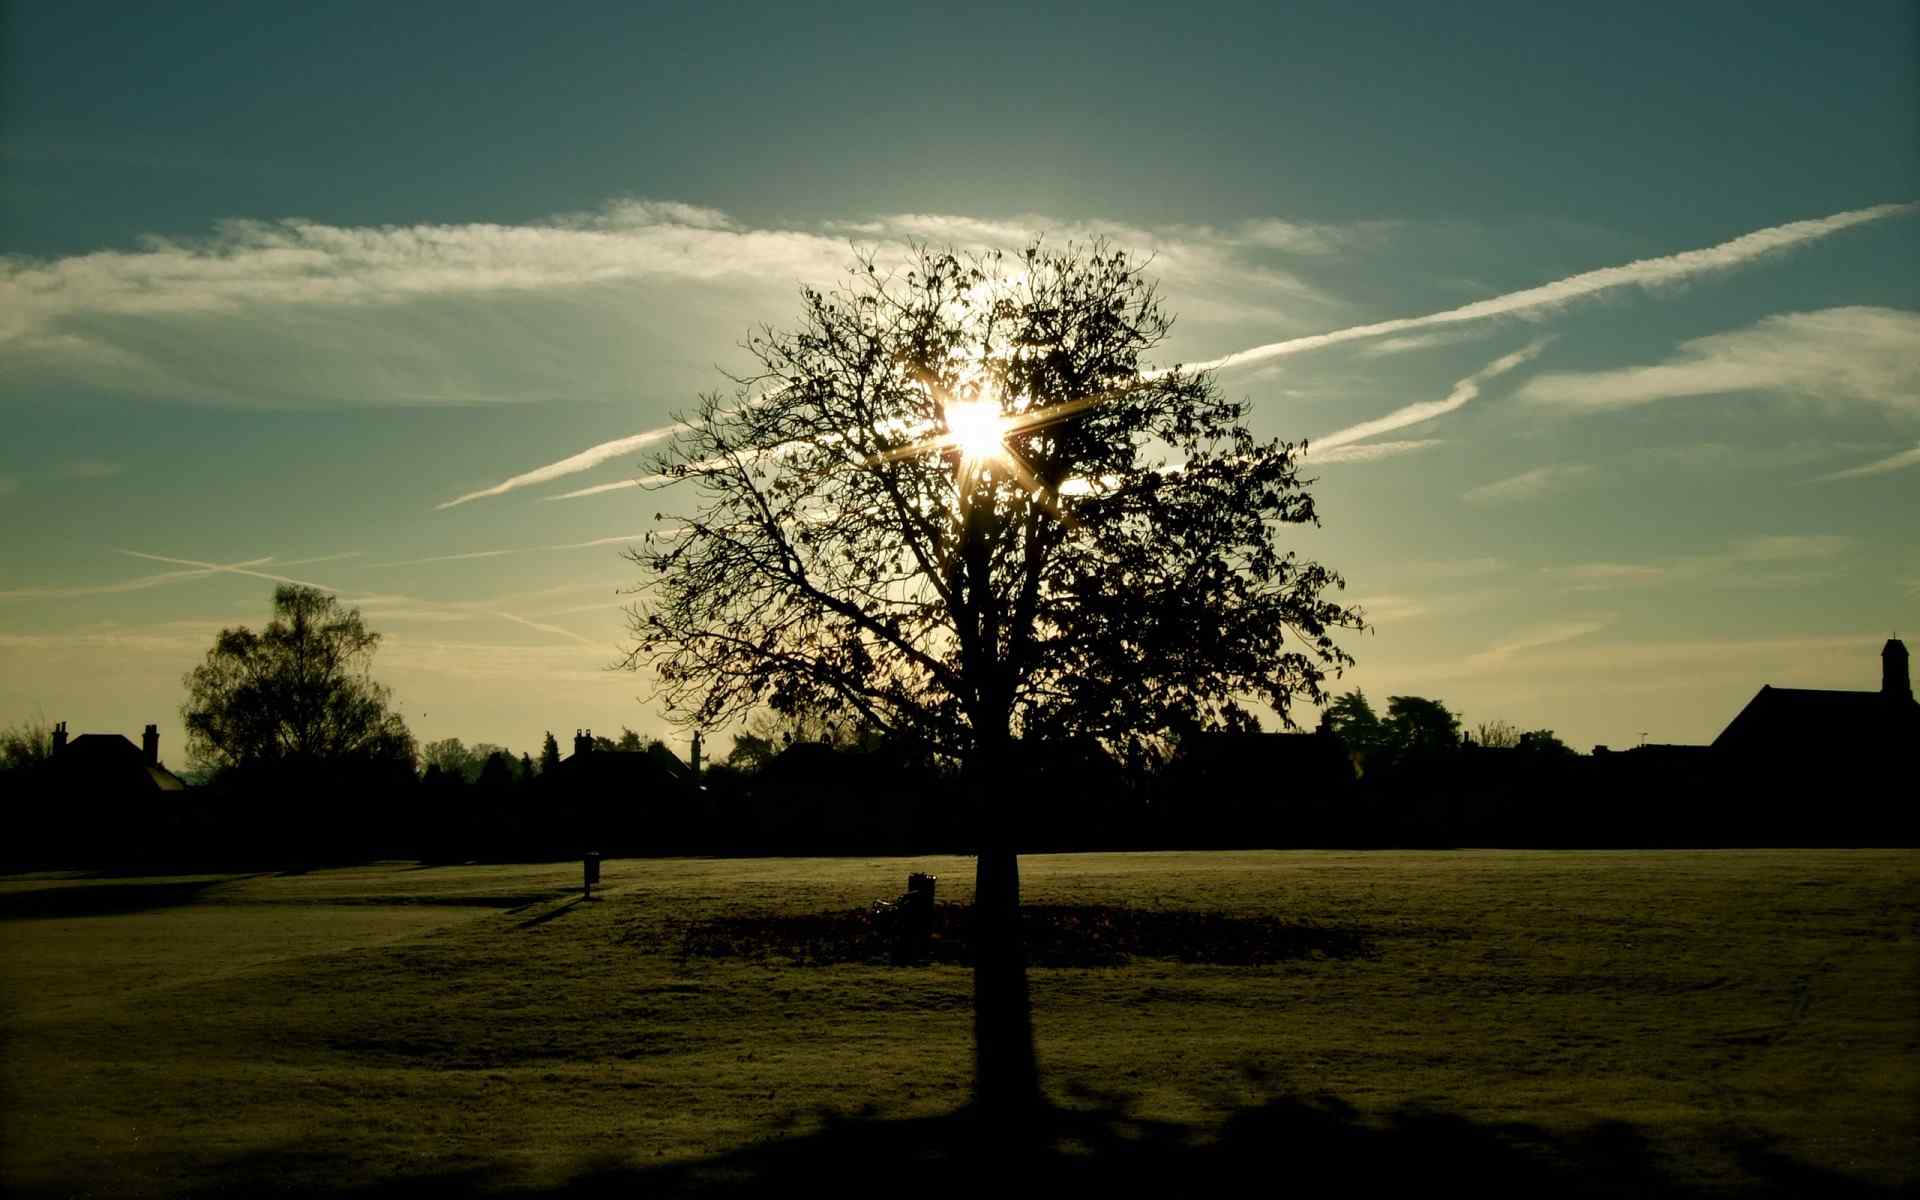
[1325,690,1464,759]
[181,585,414,774]
[623,242,1362,771]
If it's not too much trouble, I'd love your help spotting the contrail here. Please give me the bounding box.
[116,550,346,593]
[1184,202,1914,375]
[115,550,600,646]
[1310,339,1554,452]
[1807,442,1920,483]
[366,533,646,567]
[434,426,680,509]
[486,610,598,645]
[547,476,662,501]
[0,556,274,602]
[451,202,1914,506]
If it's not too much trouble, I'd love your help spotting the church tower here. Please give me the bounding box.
[1884,637,1912,702]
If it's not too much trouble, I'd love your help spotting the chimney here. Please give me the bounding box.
[690,731,702,778]
[574,729,592,758]
[1884,638,1912,701]
[142,724,160,767]
[52,721,68,754]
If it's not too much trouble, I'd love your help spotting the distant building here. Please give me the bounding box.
[1713,637,1919,754]
[1706,638,1917,844]
[543,729,692,848]
[40,721,189,794]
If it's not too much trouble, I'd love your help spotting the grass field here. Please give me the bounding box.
[2,850,1915,1196]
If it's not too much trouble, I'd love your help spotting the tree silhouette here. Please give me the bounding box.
[1516,728,1574,757]
[622,241,1361,1110]
[1385,695,1461,755]
[539,731,562,776]
[182,585,413,774]
[1474,719,1522,749]
[0,713,53,774]
[420,737,478,782]
[1324,690,1390,758]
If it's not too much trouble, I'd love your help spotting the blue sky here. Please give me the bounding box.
[3,0,1916,763]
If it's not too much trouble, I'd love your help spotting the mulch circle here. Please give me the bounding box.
[677,902,1376,967]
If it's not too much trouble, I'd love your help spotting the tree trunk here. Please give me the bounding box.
[971,773,1041,1116]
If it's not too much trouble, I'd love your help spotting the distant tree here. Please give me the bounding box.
[181,585,414,774]
[1474,720,1522,749]
[1516,728,1575,757]
[1385,695,1462,755]
[621,241,1361,1110]
[1323,691,1390,756]
[420,738,469,781]
[726,729,778,773]
[539,731,562,775]
[519,751,536,783]
[615,727,646,752]
[476,749,516,791]
[0,713,53,774]
[724,708,884,774]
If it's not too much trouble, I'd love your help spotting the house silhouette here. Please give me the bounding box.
[41,721,188,794]
[542,729,693,849]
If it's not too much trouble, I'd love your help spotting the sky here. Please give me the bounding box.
[3,0,1916,765]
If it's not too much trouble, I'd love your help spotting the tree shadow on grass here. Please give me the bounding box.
[0,877,224,919]
[514,894,594,930]
[89,1092,1905,1200]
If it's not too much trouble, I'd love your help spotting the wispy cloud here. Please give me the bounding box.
[1349,594,1434,623]
[1806,441,1920,482]
[1465,617,1615,668]
[1302,439,1444,464]
[2,199,1346,411]
[1313,339,1553,453]
[1536,534,1852,591]
[50,459,122,480]
[1539,562,1668,590]
[1716,534,1853,566]
[0,199,846,345]
[1518,307,1920,414]
[1406,556,1508,579]
[1186,203,1915,374]
[1462,464,1595,507]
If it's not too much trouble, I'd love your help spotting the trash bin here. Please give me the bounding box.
[584,851,602,898]
[894,872,936,964]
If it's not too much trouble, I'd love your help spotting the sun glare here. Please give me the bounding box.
[943,398,1011,465]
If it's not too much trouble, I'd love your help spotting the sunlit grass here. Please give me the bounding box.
[1,850,1914,1195]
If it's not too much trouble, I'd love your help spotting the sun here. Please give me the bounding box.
[942,397,1012,466]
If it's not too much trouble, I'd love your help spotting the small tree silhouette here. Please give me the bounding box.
[182,585,413,774]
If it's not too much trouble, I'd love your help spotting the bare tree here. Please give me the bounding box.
[622,242,1362,1110]
[1474,719,1522,749]
[0,712,53,773]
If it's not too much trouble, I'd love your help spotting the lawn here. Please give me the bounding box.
[1,850,1914,1196]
